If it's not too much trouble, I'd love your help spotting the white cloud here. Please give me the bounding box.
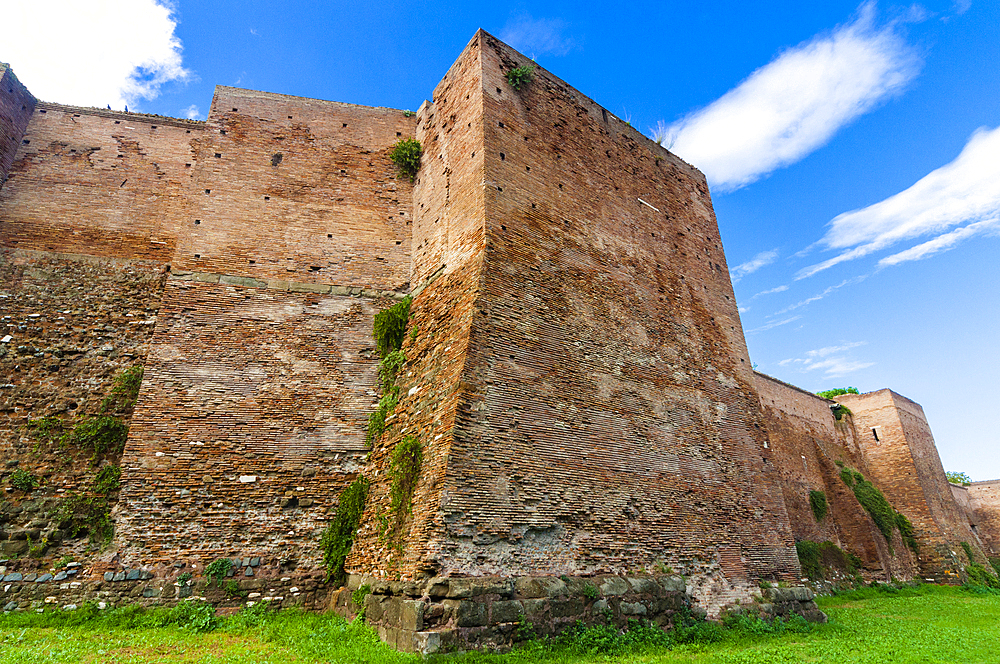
[878,217,999,267]
[730,249,779,282]
[800,125,1000,278]
[660,2,920,191]
[752,284,789,299]
[499,13,578,58]
[747,316,801,334]
[3,0,190,109]
[779,342,873,377]
[771,276,865,315]
[182,104,202,120]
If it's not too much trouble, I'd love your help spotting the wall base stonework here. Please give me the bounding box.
[330,574,824,654]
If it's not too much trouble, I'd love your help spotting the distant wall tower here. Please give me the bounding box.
[837,389,988,578]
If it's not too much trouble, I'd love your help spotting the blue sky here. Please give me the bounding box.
[4,1,998,479]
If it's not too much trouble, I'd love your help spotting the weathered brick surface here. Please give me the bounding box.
[0,103,202,261]
[173,88,416,289]
[755,373,917,581]
[837,390,986,579]
[348,34,489,578]
[113,278,389,570]
[350,32,800,617]
[967,480,1000,556]
[0,249,165,561]
[0,64,36,185]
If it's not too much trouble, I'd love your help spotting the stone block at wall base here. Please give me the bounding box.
[333,574,826,654]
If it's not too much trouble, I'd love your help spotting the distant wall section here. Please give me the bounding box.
[968,480,1000,556]
[0,64,36,185]
[838,390,987,579]
[755,373,917,581]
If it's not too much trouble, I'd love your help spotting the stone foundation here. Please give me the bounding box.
[331,574,825,654]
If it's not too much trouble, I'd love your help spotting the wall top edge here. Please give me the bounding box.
[33,101,204,129]
[753,370,837,403]
[475,29,706,186]
[212,85,414,115]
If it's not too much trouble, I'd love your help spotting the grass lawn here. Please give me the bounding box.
[1,585,997,663]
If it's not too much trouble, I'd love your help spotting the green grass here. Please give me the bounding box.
[1,585,998,663]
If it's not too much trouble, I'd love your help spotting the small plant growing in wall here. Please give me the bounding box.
[205,557,233,587]
[101,365,144,413]
[506,64,535,90]
[320,476,370,584]
[94,464,122,494]
[61,416,129,465]
[389,139,422,181]
[8,468,38,492]
[809,489,828,522]
[381,435,423,547]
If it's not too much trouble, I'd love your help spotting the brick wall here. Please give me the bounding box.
[837,390,986,579]
[348,30,489,579]
[968,480,1000,556]
[173,88,416,289]
[0,250,166,561]
[755,373,917,580]
[0,103,202,261]
[113,279,395,572]
[0,64,36,186]
[350,32,800,616]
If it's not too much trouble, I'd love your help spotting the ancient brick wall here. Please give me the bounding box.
[754,373,916,581]
[0,250,166,562]
[348,31,489,578]
[0,103,203,262]
[968,480,1000,556]
[837,390,986,579]
[172,88,416,289]
[0,64,36,186]
[350,31,801,618]
[113,279,395,573]
[111,88,420,576]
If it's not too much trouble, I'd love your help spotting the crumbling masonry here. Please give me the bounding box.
[1,33,998,653]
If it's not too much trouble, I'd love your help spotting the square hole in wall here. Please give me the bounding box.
[204,189,211,194]
[214,153,221,158]
[264,196,270,201]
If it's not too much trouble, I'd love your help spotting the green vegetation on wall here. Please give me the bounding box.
[817,387,860,400]
[808,490,828,522]
[380,435,423,548]
[389,139,422,181]
[840,466,919,554]
[8,467,38,492]
[319,477,370,585]
[946,471,971,486]
[506,64,535,90]
[795,540,862,583]
[205,558,233,587]
[373,297,411,359]
[101,365,144,413]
